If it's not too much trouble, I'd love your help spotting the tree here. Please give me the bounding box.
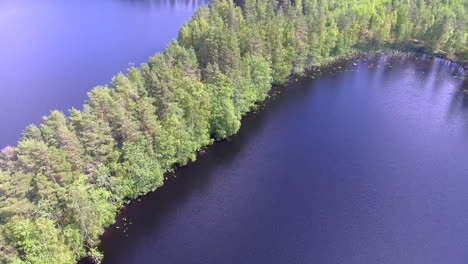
[122,137,163,197]
[43,111,86,171]
[205,64,240,139]
[7,217,75,264]
[70,107,115,164]
[2,0,466,263]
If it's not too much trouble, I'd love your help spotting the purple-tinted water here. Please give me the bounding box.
[2,4,468,262]
[96,54,468,264]
[0,0,206,147]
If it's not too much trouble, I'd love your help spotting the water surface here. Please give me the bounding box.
[0,0,206,146]
[97,54,468,264]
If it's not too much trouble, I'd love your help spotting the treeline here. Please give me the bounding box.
[0,0,466,263]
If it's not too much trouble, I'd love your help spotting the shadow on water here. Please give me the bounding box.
[81,53,468,264]
[89,81,292,264]
[87,57,356,264]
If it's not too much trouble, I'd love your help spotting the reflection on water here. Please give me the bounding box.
[117,0,206,8]
[0,0,207,147]
[94,54,468,264]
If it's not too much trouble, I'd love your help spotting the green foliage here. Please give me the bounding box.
[8,217,75,264]
[1,0,465,263]
[122,137,163,197]
[205,64,241,139]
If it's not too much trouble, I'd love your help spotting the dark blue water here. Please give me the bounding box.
[0,0,206,147]
[96,54,468,264]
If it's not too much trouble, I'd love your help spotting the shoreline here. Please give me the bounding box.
[82,52,466,264]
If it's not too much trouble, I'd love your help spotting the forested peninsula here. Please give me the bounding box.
[0,0,466,263]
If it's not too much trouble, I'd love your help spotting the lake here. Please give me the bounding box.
[0,0,206,147]
[94,54,468,264]
[2,2,468,264]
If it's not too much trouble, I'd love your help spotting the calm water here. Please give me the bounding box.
[0,0,206,147]
[95,54,468,264]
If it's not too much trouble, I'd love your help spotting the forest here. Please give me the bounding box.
[0,0,466,263]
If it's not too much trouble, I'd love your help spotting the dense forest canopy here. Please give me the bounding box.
[0,0,466,263]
